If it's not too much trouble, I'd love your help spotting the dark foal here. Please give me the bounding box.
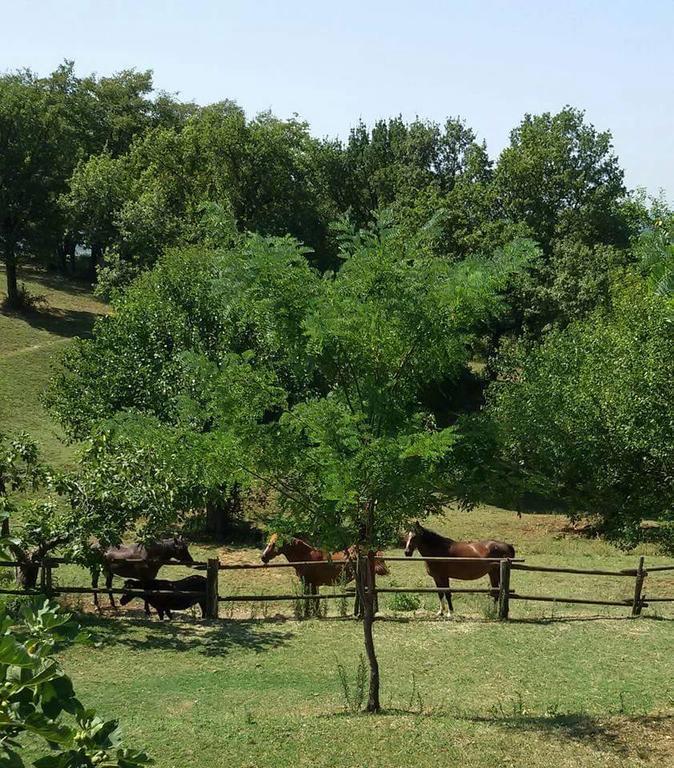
[404,522,515,617]
[120,575,207,619]
[91,536,194,612]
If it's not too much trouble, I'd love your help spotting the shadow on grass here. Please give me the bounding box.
[3,305,101,340]
[459,710,674,759]
[78,613,295,657]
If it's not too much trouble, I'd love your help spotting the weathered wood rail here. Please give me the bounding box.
[0,553,672,621]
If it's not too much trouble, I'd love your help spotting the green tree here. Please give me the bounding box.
[487,274,674,550]
[495,107,628,253]
[219,222,530,711]
[0,74,71,306]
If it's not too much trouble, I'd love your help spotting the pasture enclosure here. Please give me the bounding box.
[1,552,672,620]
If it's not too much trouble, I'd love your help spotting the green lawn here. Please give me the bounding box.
[0,265,107,466]
[14,507,666,768]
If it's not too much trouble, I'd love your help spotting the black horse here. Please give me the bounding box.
[91,537,194,612]
[120,575,207,619]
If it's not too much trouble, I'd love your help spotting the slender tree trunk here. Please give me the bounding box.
[359,500,380,713]
[361,554,380,712]
[90,242,102,281]
[4,243,19,308]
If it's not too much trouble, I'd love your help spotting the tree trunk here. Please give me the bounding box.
[4,244,19,308]
[361,555,380,712]
[359,500,380,713]
[90,243,102,281]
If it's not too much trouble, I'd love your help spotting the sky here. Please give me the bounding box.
[2,0,673,200]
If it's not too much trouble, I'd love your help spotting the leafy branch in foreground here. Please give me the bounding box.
[0,600,152,768]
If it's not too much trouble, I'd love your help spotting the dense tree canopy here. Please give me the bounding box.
[487,274,674,550]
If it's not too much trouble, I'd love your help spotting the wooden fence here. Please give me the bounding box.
[0,554,672,620]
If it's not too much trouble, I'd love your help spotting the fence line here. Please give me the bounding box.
[1,554,673,621]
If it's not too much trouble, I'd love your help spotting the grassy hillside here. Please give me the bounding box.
[0,265,107,466]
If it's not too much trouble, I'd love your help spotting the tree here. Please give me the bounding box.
[487,274,674,550]
[495,107,628,254]
[0,598,151,767]
[218,222,531,711]
[0,74,70,306]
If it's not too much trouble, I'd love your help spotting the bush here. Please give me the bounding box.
[387,591,421,612]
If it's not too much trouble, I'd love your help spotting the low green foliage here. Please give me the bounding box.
[0,599,151,767]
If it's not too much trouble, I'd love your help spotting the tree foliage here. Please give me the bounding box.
[488,275,674,550]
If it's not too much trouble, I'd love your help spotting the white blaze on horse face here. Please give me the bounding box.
[404,531,414,555]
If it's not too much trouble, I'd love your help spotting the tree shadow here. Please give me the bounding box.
[459,710,674,760]
[78,613,295,657]
[9,305,102,339]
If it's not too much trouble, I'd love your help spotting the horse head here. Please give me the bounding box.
[404,521,423,557]
[260,533,281,564]
[169,535,194,563]
[120,579,142,606]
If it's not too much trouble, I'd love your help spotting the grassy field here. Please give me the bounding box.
[18,508,669,768]
[0,264,107,467]
[2,268,673,767]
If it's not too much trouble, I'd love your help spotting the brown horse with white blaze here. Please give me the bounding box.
[260,534,389,614]
[404,522,515,617]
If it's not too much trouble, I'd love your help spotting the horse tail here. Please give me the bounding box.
[373,551,389,576]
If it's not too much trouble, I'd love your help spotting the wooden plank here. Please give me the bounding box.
[498,558,511,620]
[511,563,636,577]
[53,586,205,597]
[374,587,495,595]
[205,558,219,619]
[220,560,352,569]
[218,593,354,602]
[377,556,524,563]
[509,593,635,607]
[640,596,674,602]
[631,556,646,617]
[641,564,674,572]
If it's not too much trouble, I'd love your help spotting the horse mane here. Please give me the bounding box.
[417,525,454,547]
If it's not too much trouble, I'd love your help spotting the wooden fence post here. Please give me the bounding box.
[631,556,645,617]
[205,558,220,620]
[353,554,362,618]
[42,558,53,599]
[498,558,511,620]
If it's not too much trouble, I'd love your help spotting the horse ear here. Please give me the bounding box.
[413,520,423,533]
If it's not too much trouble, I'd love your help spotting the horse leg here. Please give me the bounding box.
[92,566,101,612]
[489,566,500,603]
[106,570,117,611]
[433,575,451,617]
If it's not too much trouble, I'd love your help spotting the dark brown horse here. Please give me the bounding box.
[404,522,515,617]
[91,536,194,612]
[260,534,389,613]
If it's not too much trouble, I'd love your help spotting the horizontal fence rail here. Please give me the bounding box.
[511,563,638,577]
[0,554,672,621]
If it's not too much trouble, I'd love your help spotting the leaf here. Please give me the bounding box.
[0,637,33,667]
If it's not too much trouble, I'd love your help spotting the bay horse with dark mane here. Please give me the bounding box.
[260,534,389,614]
[404,522,515,617]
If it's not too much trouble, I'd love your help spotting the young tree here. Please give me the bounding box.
[224,222,531,711]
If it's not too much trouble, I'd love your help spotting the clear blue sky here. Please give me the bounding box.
[3,0,673,200]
